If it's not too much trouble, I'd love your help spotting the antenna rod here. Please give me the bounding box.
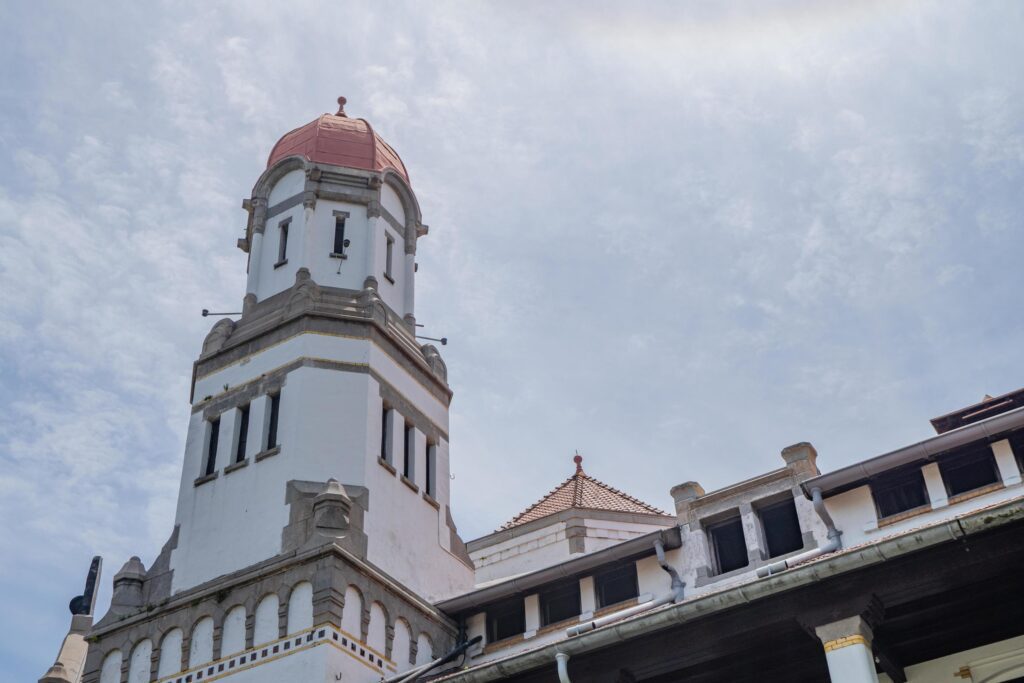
[202,309,242,317]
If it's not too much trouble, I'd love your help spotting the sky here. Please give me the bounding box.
[2,1,1023,680]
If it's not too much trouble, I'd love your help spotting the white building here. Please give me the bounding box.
[40,99,1024,683]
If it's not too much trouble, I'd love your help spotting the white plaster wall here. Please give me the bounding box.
[377,223,407,318]
[268,169,305,206]
[341,586,362,637]
[392,619,412,672]
[253,594,279,646]
[470,522,569,584]
[415,634,434,665]
[222,605,247,656]
[157,628,183,678]
[128,639,151,683]
[288,582,314,634]
[380,183,405,226]
[178,641,393,683]
[99,650,121,683]
[189,617,214,667]
[257,203,305,301]
[581,518,674,554]
[367,603,387,652]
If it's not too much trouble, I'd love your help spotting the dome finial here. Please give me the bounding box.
[336,96,348,117]
[573,451,583,474]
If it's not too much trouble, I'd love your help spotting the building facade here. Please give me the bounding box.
[40,100,1024,683]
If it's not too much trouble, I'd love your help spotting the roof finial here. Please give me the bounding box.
[573,451,583,474]
[336,96,348,117]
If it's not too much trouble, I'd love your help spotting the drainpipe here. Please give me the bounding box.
[757,486,841,578]
[566,538,685,638]
[555,652,571,683]
[385,635,482,683]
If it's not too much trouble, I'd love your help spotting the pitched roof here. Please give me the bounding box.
[500,455,668,530]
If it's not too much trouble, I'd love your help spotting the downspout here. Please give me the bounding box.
[566,538,685,638]
[555,652,571,683]
[385,635,482,683]
[757,486,841,578]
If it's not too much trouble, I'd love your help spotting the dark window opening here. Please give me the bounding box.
[486,598,525,642]
[385,234,395,280]
[333,217,347,255]
[266,393,281,450]
[235,404,250,463]
[758,497,804,558]
[870,465,929,518]
[1010,431,1024,475]
[204,418,220,475]
[707,515,748,574]
[539,581,581,626]
[380,407,390,463]
[403,423,413,478]
[595,564,639,608]
[425,443,436,496]
[939,445,999,497]
[277,221,289,263]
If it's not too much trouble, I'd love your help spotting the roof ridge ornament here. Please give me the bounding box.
[336,96,348,117]
[573,452,584,474]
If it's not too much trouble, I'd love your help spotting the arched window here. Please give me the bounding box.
[99,650,122,683]
[127,639,152,683]
[157,628,183,678]
[341,586,362,638]
[392,619,412,671]
[188,616,214,667]
[254,594,280,646]
[287,582,313,634]
[221,605,247,657]
[367,602,386,652]
[415,633,434,665]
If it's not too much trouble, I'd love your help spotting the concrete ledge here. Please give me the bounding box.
[194,472,218,487]
[377,456,397,475]
[255,446,281,462]
[224,459,249,474]
[401,475,419,493]
[423,492,440,510]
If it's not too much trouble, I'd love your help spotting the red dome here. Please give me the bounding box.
[266,97,409,183]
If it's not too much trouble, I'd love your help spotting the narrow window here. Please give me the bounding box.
[380,407,391,464]
[870,465,929,518]
[204,417,220,476]
[707,514,747,575]
[425,443,437,497]
[539,581,581,627]
[403,422,414,479]
[277,221,289,264]
[486,597,525,643]
[939,444,1000,497]
[384,234,395,281]
[594,564,638,608]
[235,404,250,463]
[757,497,804,558]
[266,393,281,450]
[1011,431,1024,474]
[333,216,347,255]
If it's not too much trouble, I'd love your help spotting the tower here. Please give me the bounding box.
[63,98,475,683]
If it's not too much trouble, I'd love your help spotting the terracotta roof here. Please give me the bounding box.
[266,96,409,183]
[500,455,668,530]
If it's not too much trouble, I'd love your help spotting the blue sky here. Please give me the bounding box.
[2,1,1023,680]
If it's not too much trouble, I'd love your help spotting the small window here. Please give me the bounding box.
[939,445,1000,497]
[1009,431,1024,474]
[235,404,250,463]
[277,220,289,264]
[204,418,220,475]
[870,466,929,518]
[486,598,525,643]
[333,216,347,255]
[539,582,581,626]
[425,443,437,496]
[380,407,391,464]
[594,564,638,608]
[707,514,748,575]
[403,423,414,479]
[385,234,395,281]
[757,497,804,558]
[266,393,281,450]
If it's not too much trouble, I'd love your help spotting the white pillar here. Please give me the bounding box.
[365,217,380,283]
[815,616,879,683]
[579,576,596,619]
[403,251,415,321]
[523,595,540,637]
[921,462,949,509]
[246,231,264,297]
[992,439,1022,486]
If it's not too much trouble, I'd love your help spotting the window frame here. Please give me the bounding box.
[869,465,930,519]
[485,597,525,643]
[425,442,437,497]
[266,392,281,451]
[276,218,290,266]
[594,563,639,609]
[384,233,395,283]
[403,422,414,479]
[938,444,1001,497]
[235,404,250,463]
[756,496,805,559]
[538,581,581,627]
[706,513,748,575]
[204,417,220,476]
[331,211,349,257]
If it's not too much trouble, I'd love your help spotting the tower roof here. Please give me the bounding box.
[500,454,667,530]
[266,96,410,182]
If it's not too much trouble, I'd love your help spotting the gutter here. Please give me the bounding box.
[436,527,681,614]
[433,496,1024,682]
[803,406,1024,498]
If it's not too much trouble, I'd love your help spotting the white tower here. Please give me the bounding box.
[67,98,474,683]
